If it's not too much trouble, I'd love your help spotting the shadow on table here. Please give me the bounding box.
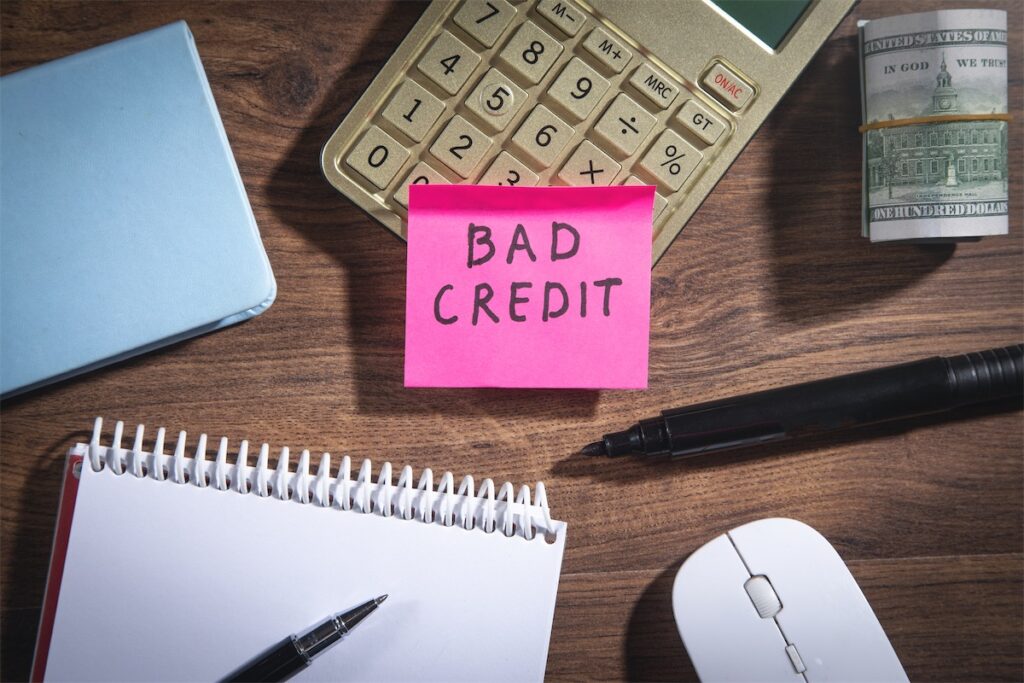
[765,33,953,325]
[265,2,598,420]
[625,559,699,682]
[1,429,90,683]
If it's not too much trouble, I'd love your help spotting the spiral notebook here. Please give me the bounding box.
[33,419,567,682]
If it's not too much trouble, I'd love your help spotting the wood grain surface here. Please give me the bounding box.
[2,1,1021,680]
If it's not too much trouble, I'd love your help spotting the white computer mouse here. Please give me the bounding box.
[672,518,908,682]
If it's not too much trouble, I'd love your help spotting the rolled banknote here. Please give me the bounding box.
[859,9,1009,242]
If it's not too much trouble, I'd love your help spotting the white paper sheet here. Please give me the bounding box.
[43,448,566,682]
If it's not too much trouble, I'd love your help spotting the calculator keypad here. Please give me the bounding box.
[394,162,450,208]
[628,63,680,110]
[638,129,702,192]
[464,69,528,132]
[676,99,726,145]
[557,141,620,186]
[593,94,657,158]
[417,31,481,95]
[512,105,574,168]
[430,115,492,177]
[499,21,562,85]
[536,0,585,37]
[479,151,540,187]
[453,0,517,48]
[331,0,748,259]
[581,26,632,74]
[345,126,410,189]
[702,61,754,110]
[547,58,609,122]
[381,81,445,143]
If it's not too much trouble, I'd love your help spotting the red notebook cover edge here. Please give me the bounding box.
[30,451,83,683]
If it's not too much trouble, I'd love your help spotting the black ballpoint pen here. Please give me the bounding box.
[222,595,387,683]
[583,344,1022,458]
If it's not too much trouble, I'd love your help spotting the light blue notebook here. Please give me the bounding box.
[1,22,275,398]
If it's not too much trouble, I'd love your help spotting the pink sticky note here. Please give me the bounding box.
[405,185,653,389]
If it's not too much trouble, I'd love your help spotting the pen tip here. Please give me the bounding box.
[580,441,605,456]
[376,594,388,605]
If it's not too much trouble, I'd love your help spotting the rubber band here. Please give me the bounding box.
[859,112,1011,133]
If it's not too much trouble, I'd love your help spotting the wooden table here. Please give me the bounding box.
[2,1,1021,680]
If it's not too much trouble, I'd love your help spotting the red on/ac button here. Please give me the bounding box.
[701,62,754,110]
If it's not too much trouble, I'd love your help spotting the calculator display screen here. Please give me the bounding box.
[710,0,812,49]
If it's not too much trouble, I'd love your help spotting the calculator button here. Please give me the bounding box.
[478,151,540,186]
[536,0,585,37]
[624,175,668,219]
[638,129,702,192]
[344,125,411,190]
[380,81,445,143]
[511,105,574,168]
[701,62,754,110]
[416,31,482,95]
[628,63,680,110]
[394,162,450,208]
[453,0,517,48]
[556,141,621,186]
[592,94,657,158]
[546,58,609,122]
[498,21,562,85]
[676,99,726,145]
[582,26,632,74]
[464,69,528,132]
[429,115,492,177]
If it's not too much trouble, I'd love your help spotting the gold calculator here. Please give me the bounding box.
[321,0,855,265]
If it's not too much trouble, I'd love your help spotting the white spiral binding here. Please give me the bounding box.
[80,418,558,541]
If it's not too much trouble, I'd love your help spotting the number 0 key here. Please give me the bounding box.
[344,125,411,190]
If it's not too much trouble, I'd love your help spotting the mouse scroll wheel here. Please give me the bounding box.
[744,575,783,618]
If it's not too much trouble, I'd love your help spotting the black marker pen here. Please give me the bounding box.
[583,344,1023,458]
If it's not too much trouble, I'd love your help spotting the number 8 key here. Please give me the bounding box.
[498,21,562,85]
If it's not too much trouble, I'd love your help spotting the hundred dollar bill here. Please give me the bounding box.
[859,9,1009,242]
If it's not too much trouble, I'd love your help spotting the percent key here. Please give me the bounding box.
[640,129,702,191]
